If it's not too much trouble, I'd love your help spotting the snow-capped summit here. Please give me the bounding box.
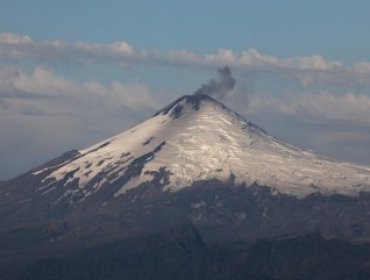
[32,94,370,203]
[3,92,370,260]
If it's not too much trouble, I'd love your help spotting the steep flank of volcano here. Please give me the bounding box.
[23,94,370,206]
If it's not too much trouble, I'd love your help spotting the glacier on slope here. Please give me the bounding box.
[33,94,370,202]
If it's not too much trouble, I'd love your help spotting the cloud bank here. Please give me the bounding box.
[2,33,370,87]
[0,65,158,117]
[248,91,370,124]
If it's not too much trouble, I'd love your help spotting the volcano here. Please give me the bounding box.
[2,94,370,279]
[25,94,370,199]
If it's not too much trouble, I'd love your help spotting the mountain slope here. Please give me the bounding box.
[4,231,370,280]
[2,94,370,267]
[26,94,370,206]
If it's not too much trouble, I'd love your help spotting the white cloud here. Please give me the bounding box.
[0,65,159,117]
[0,33,33,44]
[110,81,157,110]
[205,48,237,64]
[2,33,370,87]
[248,91,370,124]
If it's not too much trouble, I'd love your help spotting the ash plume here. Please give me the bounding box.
[194,66,236,99]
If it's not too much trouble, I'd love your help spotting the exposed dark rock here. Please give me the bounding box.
[142,137,154,145]
[169,104,183,118]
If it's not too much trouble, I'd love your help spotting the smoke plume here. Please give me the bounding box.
[194,66,236,99]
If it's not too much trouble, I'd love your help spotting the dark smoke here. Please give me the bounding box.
[194,66,236,99]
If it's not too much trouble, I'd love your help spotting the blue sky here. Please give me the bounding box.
[1,0,370,179]
[1,0,370,60]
